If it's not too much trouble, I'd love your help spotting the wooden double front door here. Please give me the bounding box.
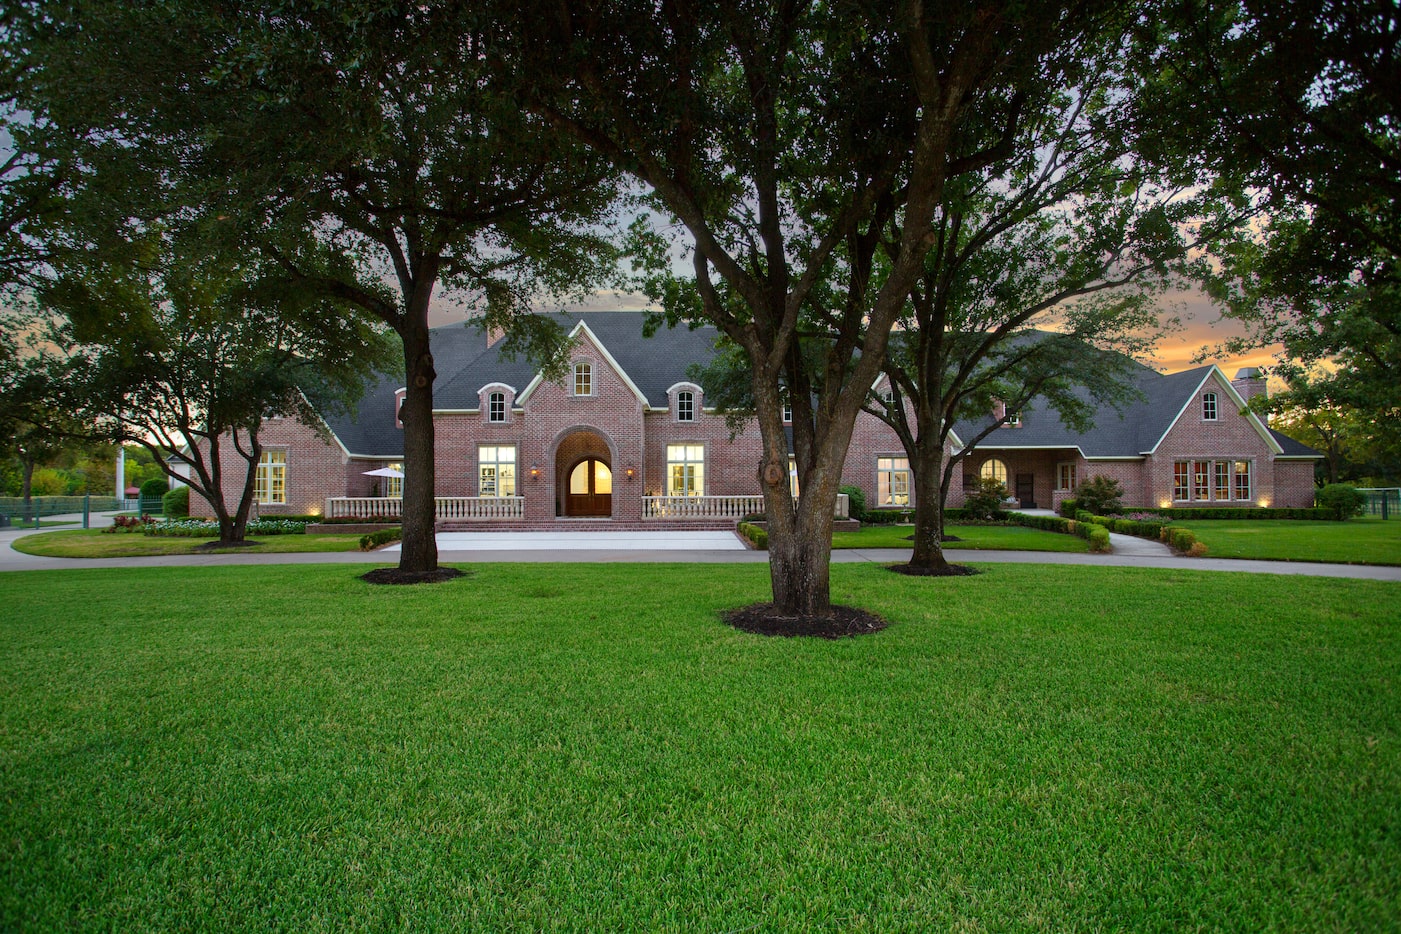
[565,458,613,517]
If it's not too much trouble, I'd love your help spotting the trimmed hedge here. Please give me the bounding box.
[839,485,867,521]
[161,486,190,518]
[1129,506,1333,521]
[862,508,915,525]
[1086,526,1111,553]
[1057,498,1078,519]
[359,527,403,550]
[737,522,768,549]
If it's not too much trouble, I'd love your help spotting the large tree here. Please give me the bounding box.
[14,0,621,575]
[40,226,395,544]
[511,0,1123,622]
[1141,0,1401,460]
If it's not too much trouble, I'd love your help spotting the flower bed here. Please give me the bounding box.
[144,518,309,537]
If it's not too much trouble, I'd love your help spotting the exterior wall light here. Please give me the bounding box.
[529,464,540,478]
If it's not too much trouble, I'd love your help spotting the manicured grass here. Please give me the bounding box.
[2,563,1397,931]
[833,522,1088,552]
[1173,516,1401,565]
[11,528,365,558]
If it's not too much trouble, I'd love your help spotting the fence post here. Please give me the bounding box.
[1384,492,1391,521]
[83,493,91,529]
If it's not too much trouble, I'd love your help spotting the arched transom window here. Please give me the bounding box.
[980,458,1008,486]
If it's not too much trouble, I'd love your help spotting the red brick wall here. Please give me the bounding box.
[1272,460,1319,508]
[188,416,353,518]
[1148,370,1281,507]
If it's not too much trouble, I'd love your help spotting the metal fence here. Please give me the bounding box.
[1357,488,1400,519]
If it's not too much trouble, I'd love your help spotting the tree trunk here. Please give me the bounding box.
[907,444,954,573]
[20,455,35,506]
[766,481,836,618]
[398,312,439,573]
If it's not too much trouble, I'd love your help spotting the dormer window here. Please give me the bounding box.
[395,389,406,428]
[782,401,792,423]
[1202,392,1218,421]
[573,362,592,396]
[488,391,506,423]
[1005,410,1021,428]
[677,390,694,422]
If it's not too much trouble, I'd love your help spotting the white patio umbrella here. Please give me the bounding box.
[361,467,405,479]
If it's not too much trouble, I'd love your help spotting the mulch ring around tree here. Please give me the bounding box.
[360,567,469,586]
[723,603,889,639]
[886,562,981,577]
[193,539,263,551]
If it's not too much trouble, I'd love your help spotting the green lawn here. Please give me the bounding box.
[11,529,366,558]
[1173,516,1401,565]
[833,522,1088,552]
[2,563,1397,931]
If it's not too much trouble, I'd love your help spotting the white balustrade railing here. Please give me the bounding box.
[643,494,765,519]
[643,493,849,520]
[325,496,524,521]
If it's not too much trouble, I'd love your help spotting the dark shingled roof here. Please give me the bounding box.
[949,363,1298,458]
[323,312,722,457]
[321,312,1320,461]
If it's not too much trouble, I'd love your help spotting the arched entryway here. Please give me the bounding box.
[554,429,615,518]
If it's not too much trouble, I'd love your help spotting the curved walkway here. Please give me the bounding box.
[2,514,1399,581]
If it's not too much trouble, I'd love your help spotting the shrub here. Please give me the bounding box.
[737,522,768,549]
[144,518,308,537]
[1007,513,1072,534]
[140,478,169,499]
[964,477,1008,521]
[1057,498,1078,519]
[1169,528,1198,553]
[359,527,403,550]
[1086,526,1111,553]
[1134,506,1334,520]
[161,486,190,518]
[30,468,66,497]
[1315,483,1367,520]
[1075,509,1097,524]
[103,514,155,534]
[839,484,867,521]
[1075,475,1123,515]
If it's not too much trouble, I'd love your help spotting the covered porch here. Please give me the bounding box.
[324,493,849,523]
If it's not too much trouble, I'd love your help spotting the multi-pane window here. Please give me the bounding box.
[488,391,506,422]
[1173,462,1190,500]
[1005,410,1021,427]
[877,456,911,506]
[1193,460,1210,500]
[782,401,792,423]
[1202,392,1218,420]
[677,390,694,422]
[386,462,403,498]
[1057,462,1077,491]
[1234,461,1251,500]
[1213,461,1231,500]
[256,450,286,504]
[666,444,705,496]
[478,445,516,496]
[1176,459,1252,502]
[573,362,592,396]
[980,458,1008,487]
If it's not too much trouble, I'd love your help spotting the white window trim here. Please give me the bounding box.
[477,444,518,497]
[256,450,287,505]
[665,443,705,497]
[487,391,507,423]
[573,362,593,397]
[676,390,694,422]
[1056,461,1077,491]
[876,455,911,507]
[1202,392,1218,421]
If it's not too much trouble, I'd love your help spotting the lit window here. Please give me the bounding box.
[1202,392,1217,420]
[1214,461,1231,500]
[877,456,911,506]
[1056,462,1077,491]
[666,444,704,496]
[1174,462,1190,500]
[980,458,1008,487]
[677,390,694,422]
[256,451,286,504]
[488,391,506,422]
[789,456,799,497]
[386,462,403,498]
[573,362,592,396]
[1193,460,1210,501]
[1234,461,1251,500]
[478,445,516,496]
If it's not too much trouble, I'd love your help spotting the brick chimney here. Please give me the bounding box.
[1231,368,1267,406]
